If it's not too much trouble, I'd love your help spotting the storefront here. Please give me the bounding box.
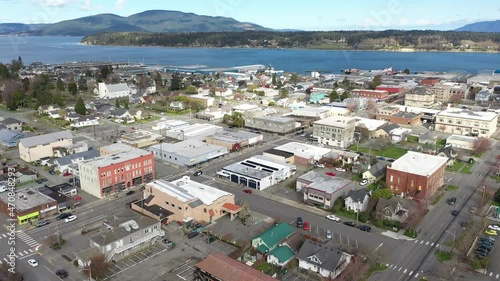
[18,211,40,225]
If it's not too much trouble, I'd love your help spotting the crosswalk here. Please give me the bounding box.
[0,248,36,264]
[16,232,41,248]
[413,239,439,248]
[385,264,422,279]
[486,272,500,279]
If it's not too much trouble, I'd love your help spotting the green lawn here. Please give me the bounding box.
[404,230,418,238]
[435,250,453,262]
[255,263,273,275]
[447,161,464,172]
[462,163,474,174]
[432,193,444,206]
[336,209,358,221]
[350,145,407,159]
[446,185,459,191]
[365,263,388,279]
[406,135,419,143]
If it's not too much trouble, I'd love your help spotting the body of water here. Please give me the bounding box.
[0,36,499,74]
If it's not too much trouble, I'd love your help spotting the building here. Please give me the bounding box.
[404,87,435,107]
[78,147,155,198]
[149,139,227,167]
[376,85,402,94]
[362,161,388,183]
[266,142,331,166]
[53,150,100,173]
[0,117,23,131]
[267,232,305,267]
[386,151,448,199]
[245,115,299,134]
[297,171,355,208]
[354,117,388,139]
[38,104,61,115]
[19,131,74,162]
[435,107,498,137]
[76,211,164,264]
[99,143,136,155]
[194,252,276,281]
[376,107,423,126]
[38,186,73,213]
[296,239,352,279]
[446,134,476,151]
[0,129,27,148]
[220,155,295,190]
[165,123,224,141]
[312,116,355,149]
[475,90,493,102]
[188,95,215,108]
[432,82,468,103]
[344,188,371,212]
[376,197,414,222]
[97,82,131,99]
[132,177,238,224]
[351,89,389,101]
[205,130,263,151]
[419,77,441,86]
[152,120,189,131]
[71,115,99,128]
[120,130,162,148]
[252,222,295,254]
[0,188,58,225]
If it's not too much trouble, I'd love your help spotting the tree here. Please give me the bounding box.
[340,91,350,101]
[329,91,339,102]
[53,92,65,107]
[279,88,289,99]
[123,100,129,110]
[358,124,370,142]
[75,97,86,115]
[239,201,251,225]
[67,82,77,95]
[186,85,198,95]
[472,137,492,155]
[403,201,426,232]
[222,114,231,124]
[86,254,111,280]
[233,114,245,128]
[449,93,463,104]
[56,78,65,91]
[494,189,500,204]
[272,73,277,85]
[370,75,382,89]
[346,101,358,113]
[78,78,88,91]
[403,69,410,74]
[290,73,299,83]
[44,233,62,249]
[336,255,369,281]
[153,71,163,87]
[99,65,113,79]
[21,78,30,92]
[169,73,182,91]
[115,99,120,108]
[372,188,393,200]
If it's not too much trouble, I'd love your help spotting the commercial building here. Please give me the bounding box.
[404,87,435,107]
[119,130,162,148]
[446,134,476,151]
[205,130,263,151]
[377,109,423,126]
[149,139,227,167]
[78,147,155,198]
[296,171,355,208]
[435,107,498,137]
[432,82,468,103]
[219,155,295,190]
[312,116,355,149]
[245,115,300,134]
[268,142,331,166]
[97,82,131,99]
[152,120,189,131]
[133,177,238,224]
[99,143,136,156]
[165,123,224,141]
[18,131,74,162]
[351,89,389,101]
[386,151,448,199]
[0,188,58,225]
[188,95,215,108]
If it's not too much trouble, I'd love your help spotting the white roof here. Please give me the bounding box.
[390,151,448,176]
[313,116,354,128]
[437,108,498,122]
[168,123,223,138]
[19,131,73,148]
[150,177,231,205]
[355,117,387,131]
[447,134,477,142]
[150,139,227,158]
[274,142,331,160]
[390,104,440,114]
[233,104,260,111]
[81,148,150,168]
[106,83,130,93]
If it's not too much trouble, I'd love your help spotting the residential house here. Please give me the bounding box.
[251,222,295,255]
[94,103,115,116]
[344,188,371,212]
[38,104,61,115]
[297,171,355,208]
[53,150,100,173]
[0,118,23,131]
[64,113,81,122]
[170,101,184,111]
[72,115,99,128]
[19,131,74,162]
[362,161,388,183]
[267,232,305,267]
[109,108,133,123]
[128,109,150,120]
[47,110,61,119]
[0,129,27,148]
[15,169,37,184]
[446,134,476,151]
[296,239,352,279]
[436,145,458,167]
[376,197,414,222]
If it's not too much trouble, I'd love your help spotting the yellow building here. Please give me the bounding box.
[18,131,74,162]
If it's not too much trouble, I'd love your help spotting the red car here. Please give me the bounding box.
[325,172,336,177]
[243,189,253,194]
[303,221,310,231]
[63,172,72,177]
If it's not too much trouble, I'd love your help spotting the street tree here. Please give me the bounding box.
[336,255,369,281]
[86,254,111,281]
[370,75,382,89]
[239,201,251,225]
[403,200,426,232]
[186,85,198,95]
[340,91,350,101]
[472,137,492,155]
[329,91,339,102]
[449,93,462,104]
[169,73,182,91]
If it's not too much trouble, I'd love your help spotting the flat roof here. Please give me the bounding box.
[250,115,296,124]
[81,148,151,168]
[389,151,448,176]
[99,143,136,154]
[299,171,353,194]
[437,108,498,122]
[19,131,73,148]
[167,123,223,137]
[208,130,262,144]
[222,156,294,180]
[150,139,227,159]
[447,134,477,142]
[313,116,354,128]
[0,188,55,212]
[274,142,331,160]
[148,177,232,205]
[355,117,387,131]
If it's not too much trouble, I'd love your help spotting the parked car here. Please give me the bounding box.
[36,179,43,184]
[56,213,71,221]
[488,225,500,231]
[358,225,372,232]
[36,220,50,227]
[335,167,346,172]
[193,171,203,176]
[326,215,340,222]
[27,259,38,267]
[344,221,356,227]
[243,189,253,194]
[360,179,369,186]
[206,236,216,243]
[316,164,325,168]
[187,231,199,239]
[64,215,77,223]
[447,197,457,205]
[485,229,498,236]
[55,269,68,278]
[49,170,56,175]
[296,217,303,228]
[451,210,459,216]
[125,190,135,196]
[326,229,332,239]
[162,239,174,247]
[325,172,336,177]
[62,172,72,177]
[41,178,48,182]
[303,221,310,231]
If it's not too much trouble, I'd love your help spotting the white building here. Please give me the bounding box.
[97,82,131,99]
[71,116,99,128]
[165,123,224,141]
[446,134,476,151]
[152,120,189,131]
[297,240,352,279]
[313,116,356,149]
[344,189,371,212]
[435,106,498,137]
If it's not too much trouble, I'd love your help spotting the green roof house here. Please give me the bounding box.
[252,222,295,254]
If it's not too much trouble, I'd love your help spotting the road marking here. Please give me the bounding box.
[425,242,429,245]
[420,240,424,244]
[436,244,439,248]
[490,272,493,277]
[404,269,407,274]
[414,273,419,278]
[409,271,413,276]
[496,274,499,279]
[24,250,29,255]
[18,252,23,257]
[414,240,418,243]
[398,267,402,271]
[431,243,434,246]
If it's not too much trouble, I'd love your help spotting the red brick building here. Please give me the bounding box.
[78,147,155,198]
[376,107,423,126]
[386,151,447,199]
[420,77,441,86]
[376,85,402,94]
[351,89,389,101]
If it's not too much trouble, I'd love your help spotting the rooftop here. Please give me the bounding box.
[207,130,262,144]
[313,116,354,128]
[99,143,136,155]
[150,139,227,159]
[148,177,232,206]
[222,155,294,180]
[80,148,151,168]
[274,142,331,160]
[437,108,498,122]
[19,131,73,148]
[167,123,223,138]
[103,82,130,93]
[300,171,353,194]
[389,151,448,176]
[0,188,55,212]
[355,117,387,131]
[250,115,296,124]
[254,222,295,251]
[446,134,477,142]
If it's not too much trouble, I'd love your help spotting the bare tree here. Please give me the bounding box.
[86,254,111,281]
[239,201,251,225]
[403,200,426,233]
[44,234,59,248]
[336,255,369,281]
[472,137,492,155]
[358,124,370,142]
[346,101,358,113]
[437,124,446,132]
[449,93,463,104]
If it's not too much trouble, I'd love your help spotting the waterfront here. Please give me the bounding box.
[0,36,499,73]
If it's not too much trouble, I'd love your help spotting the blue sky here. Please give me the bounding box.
[1,0,498,30]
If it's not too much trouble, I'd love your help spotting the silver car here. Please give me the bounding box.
[326,229,332,239]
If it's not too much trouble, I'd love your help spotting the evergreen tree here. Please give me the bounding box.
[115,99,120,107]
[169,73,182,91]
[0,63,10,79]
[75,97,86,115]
[68,83,77,95]
[56,78,65,91]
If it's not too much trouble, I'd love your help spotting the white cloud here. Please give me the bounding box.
[33,0,73,7]
[114,0,127,9]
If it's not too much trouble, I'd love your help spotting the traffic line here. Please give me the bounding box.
[420,240,424,244]
[409,271,413,276]
[431,243,434,246]
[414,273,419,278]
[496,274,499,279]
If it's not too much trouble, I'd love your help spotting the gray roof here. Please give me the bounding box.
[110,108,129,117]
[438,146,457,159]
[345,188,370,203]
[296,239,348,273]
[368,161,389,177]
[380,123,400,134]
[208,130,262,144]
[150,139,227,159]
[1,117,22,125]
[376,197,413,213]
[19,131,74,148]
[55,150,100,166]
[299,171,353,194]
[106,83,130,93]
[410,87,431,95]
[0,129,26,142]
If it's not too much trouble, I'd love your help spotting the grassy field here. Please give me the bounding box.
[447,161,464,172]
[446,185,459,191]
[435,250,453,262]
[351,145,408,159]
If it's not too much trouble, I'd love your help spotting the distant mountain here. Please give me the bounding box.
[0,10,270,36]
[454,20,500,33]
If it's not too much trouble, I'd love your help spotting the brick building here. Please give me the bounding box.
[0,188,58,225]
[376,85,402,94]
[377,107,423,126]
[419,77,441,86]
[351,89,389,101]
[78,147,155,198]
[386,151,447,199]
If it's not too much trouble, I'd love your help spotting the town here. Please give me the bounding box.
[0,59,499,281]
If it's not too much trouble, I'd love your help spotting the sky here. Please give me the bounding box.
[0,0,498,30]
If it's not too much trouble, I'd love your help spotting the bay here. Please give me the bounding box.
[0,36,498,74]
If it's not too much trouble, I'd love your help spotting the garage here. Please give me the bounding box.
[230,174,238,184]
[248,180,257,189]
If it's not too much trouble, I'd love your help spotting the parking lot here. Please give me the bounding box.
[282,271,316,281]
[171,258,199,280]
[289,218,360,250]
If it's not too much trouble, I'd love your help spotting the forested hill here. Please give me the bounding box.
[81,30,500,52]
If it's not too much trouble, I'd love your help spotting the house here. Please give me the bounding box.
[128,108,150,120]
[15,170,37,184]
[267,232,305,267]
[109,108,133,123]
[251,222,295,254]
[53,150,100,173]
[437,145,458,167]
[47,110,61,119]
[97,82,131,99]
[94,103,115,116]
[446,134,476,151]
[362,161,388,183]
[404,87,435,107]
[72,115,99,128]
[75,210,164,264]
[38,104,61,115]
[194,252,276,281]
[0,129,27,148]
[170,101,184,111]
[64,113,81,122]
[376,197,414,222]
[19,131,74,162]
[296,239,352,279]
[344,188,371,212]
[0,118,23,131]
[297,171,355,208]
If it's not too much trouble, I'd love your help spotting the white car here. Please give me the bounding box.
[335,167,346,172]
[360,179,369,186]
[326,215,340,222]
[316,164,325,168]
[27,259,39,267]
[488,225,500,231]
[64,215,77,223]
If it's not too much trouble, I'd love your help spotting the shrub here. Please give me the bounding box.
[374,220,383,228]
[358,212,369,223]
